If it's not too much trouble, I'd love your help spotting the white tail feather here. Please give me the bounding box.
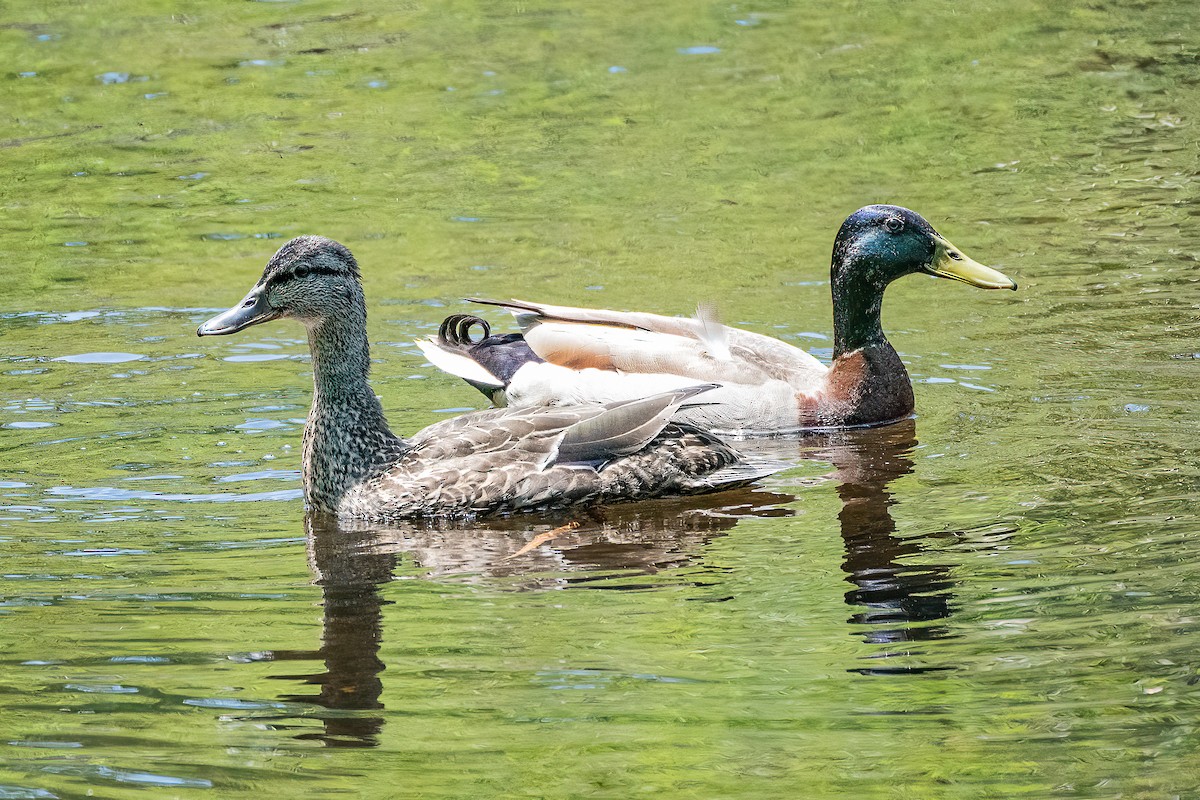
[414,339,504,388]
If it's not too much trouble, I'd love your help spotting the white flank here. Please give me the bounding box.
[505,362,700,407]
[504,362,811,435]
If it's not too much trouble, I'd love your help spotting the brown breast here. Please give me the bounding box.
[811,345,915,427]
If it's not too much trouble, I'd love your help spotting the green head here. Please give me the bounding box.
[833,205,1016,291]
[830,205,1016,355]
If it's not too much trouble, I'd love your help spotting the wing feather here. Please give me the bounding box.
[554,385,716,464]
[468,297,699,337]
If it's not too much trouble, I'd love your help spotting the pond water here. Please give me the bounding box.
[2,0,1199,797]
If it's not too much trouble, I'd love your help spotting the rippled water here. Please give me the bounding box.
[3,0,1200,797]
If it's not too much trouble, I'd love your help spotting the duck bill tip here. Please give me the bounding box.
[196,320,233,336]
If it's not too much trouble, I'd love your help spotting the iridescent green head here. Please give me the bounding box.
[833,205,1016,291]
[830,205,1016,355]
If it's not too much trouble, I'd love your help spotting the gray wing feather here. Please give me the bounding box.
[555,384,717,464]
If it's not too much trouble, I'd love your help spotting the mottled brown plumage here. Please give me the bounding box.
[197,236,771,520]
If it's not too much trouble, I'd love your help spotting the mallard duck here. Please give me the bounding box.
[196,236,772,520]
[417,205,1017,435]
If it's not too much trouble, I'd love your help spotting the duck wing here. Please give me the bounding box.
[554,384,716,464]
[468,297,827,388]
[404,384,717,466]
[469,297,706,337]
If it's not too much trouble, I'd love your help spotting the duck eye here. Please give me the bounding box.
[884,217,904,233]
[294,265,310,279]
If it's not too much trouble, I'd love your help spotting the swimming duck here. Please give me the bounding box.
[196,236,771,520]
[417,205,1017,435]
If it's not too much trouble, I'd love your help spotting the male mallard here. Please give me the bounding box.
[196,236,771,520]
[417,205,1017,435]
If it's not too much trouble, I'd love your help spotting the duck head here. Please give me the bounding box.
[828,205,1016,356]
[832,205,1017,293]
[197,235,364,337]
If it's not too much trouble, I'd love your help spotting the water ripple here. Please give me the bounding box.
[44,486,303,503]
[36,764,212,789]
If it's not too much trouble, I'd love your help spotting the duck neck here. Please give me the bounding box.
[302,312,406,513]
[826,274,914,426]
[832,273,888,358]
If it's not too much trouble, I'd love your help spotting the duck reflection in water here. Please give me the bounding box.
[793,419,958,675]
[338,487,796,588]
[258,422,957,745]
[260,489,795,747]
[263,517,394,747]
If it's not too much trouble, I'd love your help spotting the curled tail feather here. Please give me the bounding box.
[416,314,544,400]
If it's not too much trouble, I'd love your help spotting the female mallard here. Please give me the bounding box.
[196,236,771,520]
[418,205,1017,435]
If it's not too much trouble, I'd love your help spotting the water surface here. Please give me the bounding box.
[2,0,1199,797]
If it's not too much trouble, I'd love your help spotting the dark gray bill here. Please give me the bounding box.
[196,285,277,336]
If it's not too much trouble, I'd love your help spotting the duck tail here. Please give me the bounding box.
[416,314,544,402]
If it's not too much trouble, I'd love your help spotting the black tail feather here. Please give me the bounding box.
[436,314,544,387]
[439,314,493,347]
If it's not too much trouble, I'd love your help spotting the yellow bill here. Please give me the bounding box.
[929,236,1017,290]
